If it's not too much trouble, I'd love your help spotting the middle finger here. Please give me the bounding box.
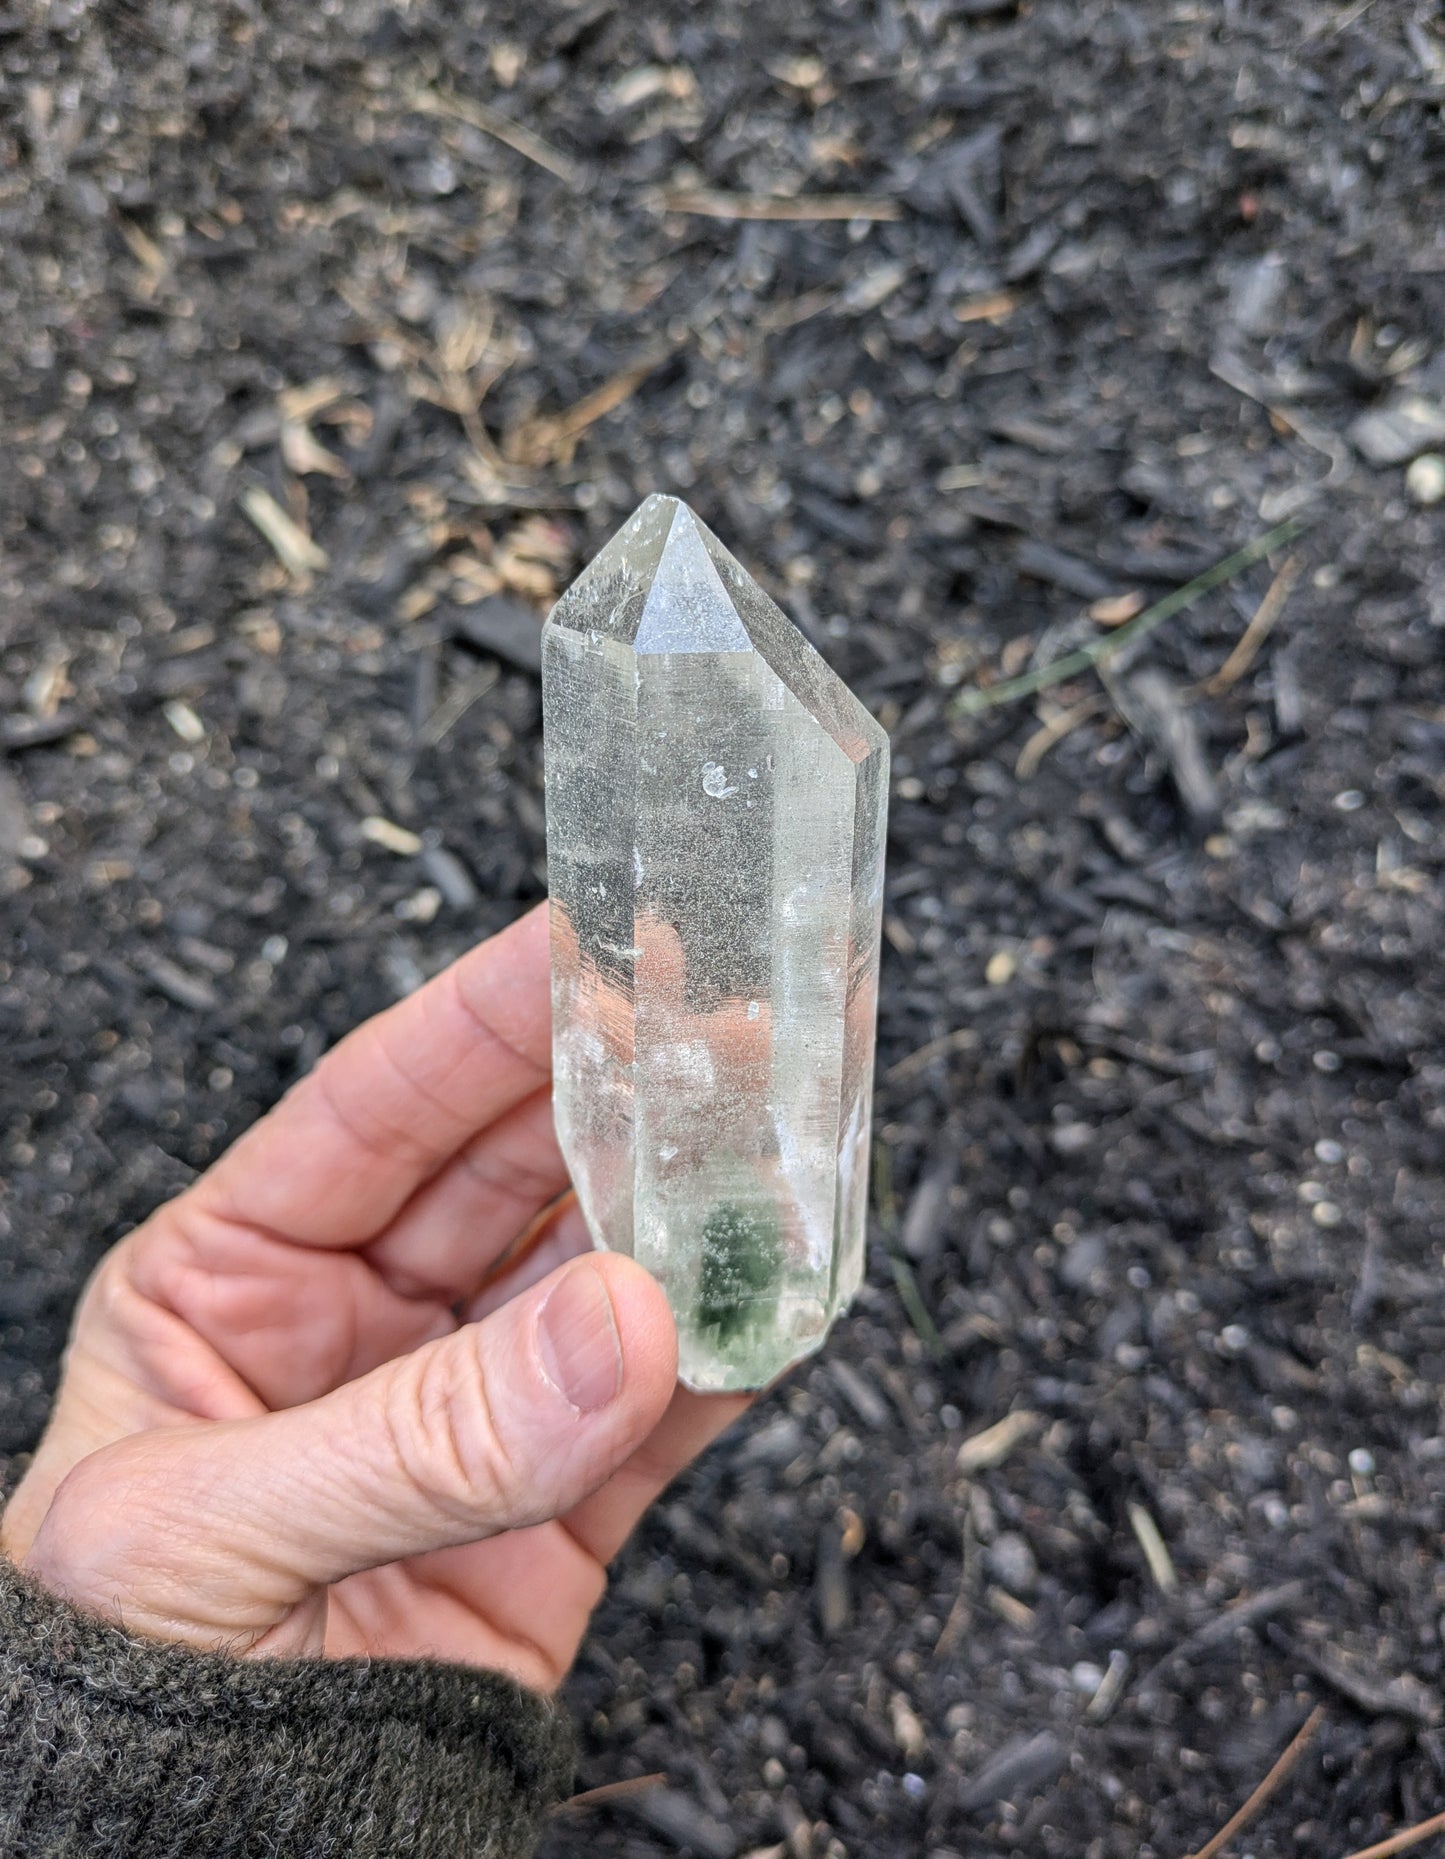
[362,1086,570,1304]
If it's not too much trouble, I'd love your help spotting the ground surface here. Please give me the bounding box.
[2,1,1444,1853]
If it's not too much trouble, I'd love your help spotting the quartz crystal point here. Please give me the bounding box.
[542,495,888,1392]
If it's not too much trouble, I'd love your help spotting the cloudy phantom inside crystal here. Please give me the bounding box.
[542,495,888,1392]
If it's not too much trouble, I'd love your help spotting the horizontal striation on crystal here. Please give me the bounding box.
[543,494,888,1392]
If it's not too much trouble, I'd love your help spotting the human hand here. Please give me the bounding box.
[1,905,746,1689]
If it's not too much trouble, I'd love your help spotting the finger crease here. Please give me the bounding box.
[357,1032,474,1151]
[447,965,550,1086]
[311,1055,443,1173]
[455,1138,561,1209]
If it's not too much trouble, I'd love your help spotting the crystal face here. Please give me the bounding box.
[542,495,889,1392]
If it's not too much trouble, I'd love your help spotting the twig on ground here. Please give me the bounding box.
[1202,553,1304,695]
[933,1579,972,1661]
[507,348,672,469]
[657,188,902,222]
[335,282,511,469]
[434,303,509,469]
[934,1508,979,1661]
[1185,1705,1326,1859]
[554,1774,668,1816]
[1337,1810,1445,1859]
[419,662,500,746]
[884,1026,977,1083]
[409,88,583,189]
[1084,1650,1130,1722]
[955,518,1307,714]
[1015,693,1108,778]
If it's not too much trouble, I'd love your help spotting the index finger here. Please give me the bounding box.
[188,904,553,1248]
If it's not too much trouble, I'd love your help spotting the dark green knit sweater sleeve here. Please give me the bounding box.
[0,1557,574,1859]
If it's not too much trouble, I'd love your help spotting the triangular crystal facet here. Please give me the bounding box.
[634,505,753,655]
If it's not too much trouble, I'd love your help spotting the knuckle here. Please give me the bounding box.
[24,1437,254,1642]
[73,1245,131,1332]
[25,1446,147,1597]
[380,1341,524,1530]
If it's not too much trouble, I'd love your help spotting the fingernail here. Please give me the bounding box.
[537,1264,623,1412]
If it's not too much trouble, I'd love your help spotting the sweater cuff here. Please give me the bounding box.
[0,1555,574,1859]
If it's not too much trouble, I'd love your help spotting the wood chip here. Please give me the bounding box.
[1135,1580,1307,1697]
[900,1149,957,1260]
[952,289,1018,323]
[957,1730,1064,1813]
[134,952,220,1013]
[241,486,329,578]
[1127,1500,1179,1595]
[1,710,81,751]
[1121,667,1221,825]
[623,1787,737,1859]
[957,1408,1038,1474]
[419,662,500,747]
[1089,590,1146,625]
[989,413,1073,455]
[658,188,901,222]
[1348,392,1445,466]
[0,765,29,860]
[936,463,985,490]
[162,700,206,744]
[277,376,351,422]
[1017,538,1117,600]
[360,816,423,856]
[1084,1649,1130,1721]
[889,1690,928,1761]
[986,1585,1036,1628]
[816,1521,851,1638]
[451,595,545,675]
[1298,1642,1441,1724]
[281,418,350,480]
[118,216,168,296]
[24,645,71,718]
[884,1025,978,1082]
[838,1505,866,1557]
[828,1358,890,1430]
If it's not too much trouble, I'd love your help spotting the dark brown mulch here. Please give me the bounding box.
[2,2,1443,1854]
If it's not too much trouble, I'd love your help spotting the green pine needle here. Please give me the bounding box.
[954,516,1309,715]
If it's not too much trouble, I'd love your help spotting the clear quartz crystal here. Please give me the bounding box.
[542,495,888,1391]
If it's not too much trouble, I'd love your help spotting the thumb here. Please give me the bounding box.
[23,1254,677,1650]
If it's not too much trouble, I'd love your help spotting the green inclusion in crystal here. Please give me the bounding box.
[695,1201,784,1342]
